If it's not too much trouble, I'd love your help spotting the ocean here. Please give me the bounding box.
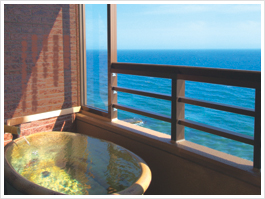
[86,49,261,161]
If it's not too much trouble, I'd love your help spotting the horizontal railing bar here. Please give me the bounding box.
[113,86,172,101]
[178,97,255,117]
[177,74,259,89]
[111,63,261,89]
[111,68,174,78]
[113,103,171,122]
[178,119,254,145]
[81,106,109,117]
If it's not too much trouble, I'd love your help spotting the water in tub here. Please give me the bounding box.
[5,132,142,195]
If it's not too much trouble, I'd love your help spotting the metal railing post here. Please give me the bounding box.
[171,78,177,141]
[253,86,261,169]
[171,77,185,142]
[79,5,87,106]
[107,4,117,120]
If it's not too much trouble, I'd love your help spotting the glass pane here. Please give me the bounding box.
[85,4,108,110]
[118,74,171,95]
[118,110,171,135]
[117,4,261,54]
[185,104,254,136]
[116,4,261,161]
[118,92,171,117]
[117,74,171,129]
[185,81,255,109]
[185,127,253,161]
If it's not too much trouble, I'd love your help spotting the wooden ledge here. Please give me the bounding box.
[6,106,81,126]
[76,112,261,188]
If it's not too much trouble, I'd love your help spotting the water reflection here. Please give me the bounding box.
[106,143,140,193]
[6,132,142,195]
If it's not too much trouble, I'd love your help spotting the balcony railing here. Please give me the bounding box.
[80,4,261,170]
[109,62,261,169]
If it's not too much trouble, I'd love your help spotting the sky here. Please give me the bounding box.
[85,3,262,50]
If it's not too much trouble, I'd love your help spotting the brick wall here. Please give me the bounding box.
[4,4,80,134]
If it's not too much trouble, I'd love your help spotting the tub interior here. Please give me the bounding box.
[5,132,142,195]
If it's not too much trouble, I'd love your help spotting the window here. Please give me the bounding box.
[84,4,108,111]
[81,4,261,169]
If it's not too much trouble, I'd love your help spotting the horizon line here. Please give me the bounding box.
[86,48,261,50]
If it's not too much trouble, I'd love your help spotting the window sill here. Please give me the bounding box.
[76,112,261,188]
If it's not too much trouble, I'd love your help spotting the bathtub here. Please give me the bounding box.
[4,131,151,195]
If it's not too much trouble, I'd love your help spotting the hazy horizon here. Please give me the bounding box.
[85,4,261,50]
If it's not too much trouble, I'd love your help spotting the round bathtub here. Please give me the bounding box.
[4,131,151,195]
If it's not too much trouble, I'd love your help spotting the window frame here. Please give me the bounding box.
[79,4,261,169]
[79,4,115,119]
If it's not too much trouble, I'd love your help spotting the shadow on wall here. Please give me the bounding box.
[4,4,74,128]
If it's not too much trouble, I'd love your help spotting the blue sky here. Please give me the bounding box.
[85,4,261,50]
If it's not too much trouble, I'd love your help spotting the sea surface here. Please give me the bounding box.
[86,49,261,161]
